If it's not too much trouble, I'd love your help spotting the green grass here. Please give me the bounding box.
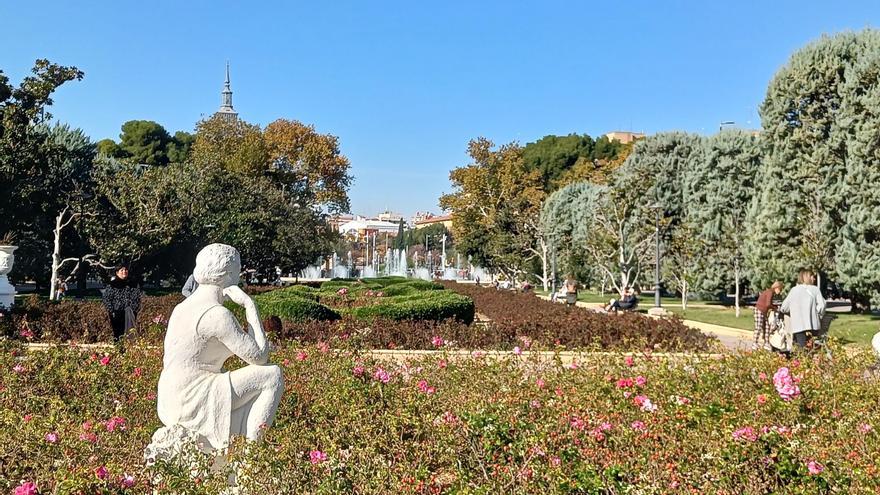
[536,289,718,306]
[535,289,878,346]
[661,306,879,347]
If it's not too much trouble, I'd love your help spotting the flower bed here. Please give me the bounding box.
[1,341,878,493]
[2,280,712,352]
[442,282,713,352]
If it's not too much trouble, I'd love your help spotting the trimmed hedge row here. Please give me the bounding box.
[250,278,473,324]
[253,296,341,322]
[347,290,475,324]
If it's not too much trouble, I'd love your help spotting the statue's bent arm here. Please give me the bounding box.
[201,306,270,365]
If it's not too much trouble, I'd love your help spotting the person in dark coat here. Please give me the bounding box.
[102,264,142,343]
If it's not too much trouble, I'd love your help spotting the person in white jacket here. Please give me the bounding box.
[779,269,826,350]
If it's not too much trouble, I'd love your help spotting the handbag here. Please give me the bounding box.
[767,311,790,352]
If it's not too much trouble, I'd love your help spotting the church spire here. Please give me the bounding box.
[216,61,237,121]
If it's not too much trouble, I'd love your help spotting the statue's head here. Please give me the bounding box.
[193,244,241,288]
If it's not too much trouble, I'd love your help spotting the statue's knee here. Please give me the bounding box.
[264,364,284,391]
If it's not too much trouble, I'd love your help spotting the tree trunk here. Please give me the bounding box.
[681,278,688,311]
[734,262,741,318]
[540,239,549,292]
[49,211,65,301]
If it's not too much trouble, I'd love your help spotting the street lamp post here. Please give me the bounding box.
[648,204,663,310]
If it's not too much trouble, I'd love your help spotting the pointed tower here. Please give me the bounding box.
[216,61,238,121]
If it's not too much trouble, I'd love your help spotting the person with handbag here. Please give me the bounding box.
[102,264,142,345]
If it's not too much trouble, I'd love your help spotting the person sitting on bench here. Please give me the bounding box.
[605,287,638,312]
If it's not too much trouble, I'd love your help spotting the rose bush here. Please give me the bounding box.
[0,339,878,493]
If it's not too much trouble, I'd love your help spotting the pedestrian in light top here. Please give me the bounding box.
[779,269,826,350]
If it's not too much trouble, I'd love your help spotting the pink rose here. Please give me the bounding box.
[732,426,758,442]
[374,367,390,384]
[95,466,108,480]
[309,450,328,464]
[772,367,800,401]
[512,346,522,356]
[296,351,307,361]
[616,378,634,389]
[624,355,635,367]
[635,375,647,387]
[352,365,365,377]
[45,432,58,444]
[99,355,111,366]
[631,421,646,432]
[807,460,824,475]
[431,336,444,347]
[14,481,37,495]
[120,474,135,488]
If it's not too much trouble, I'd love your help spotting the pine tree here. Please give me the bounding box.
[686,130,761,313]
[834,31,880,308]
[746,31,875,291]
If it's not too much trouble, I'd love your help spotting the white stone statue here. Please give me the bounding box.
[147,243,283,465]
[0,245,17,311]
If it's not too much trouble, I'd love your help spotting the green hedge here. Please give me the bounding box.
[346,291,474,324]
[256,297,341,322]
[260,285,321,302]
[250,278,474,324]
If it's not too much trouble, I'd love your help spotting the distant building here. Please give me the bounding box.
[604,131,645,144]
[328,214,356,231]
[338,216,401,240]
[377,210,405,223]
[215,62,238,122]
[414,213,453,230]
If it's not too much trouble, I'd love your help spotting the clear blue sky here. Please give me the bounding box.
[2,1,878,217]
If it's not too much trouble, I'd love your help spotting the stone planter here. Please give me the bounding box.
[0,245,17,311]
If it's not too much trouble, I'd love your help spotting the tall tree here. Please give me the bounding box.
[263,119,353,213]
[833,30,880,308]
[543,181,654,295]
[394,219,406,250]
[191,115,268,175]
[522,134,594,190]
[0,60,86,285]
[440,138,548,287]
[167,131,195,163]
[118,120,171,166]
[612,132,704,301]
[746,30,873,293]
[688,130,761,314]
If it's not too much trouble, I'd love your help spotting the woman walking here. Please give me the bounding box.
[102,264,142,345]
[779,269,826,350]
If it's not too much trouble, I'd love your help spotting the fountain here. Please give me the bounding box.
[299,265,323,280]
[399,249,408,276]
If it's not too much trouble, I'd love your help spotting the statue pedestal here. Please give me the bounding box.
[0,245,17,311]
[0,275,14,311]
